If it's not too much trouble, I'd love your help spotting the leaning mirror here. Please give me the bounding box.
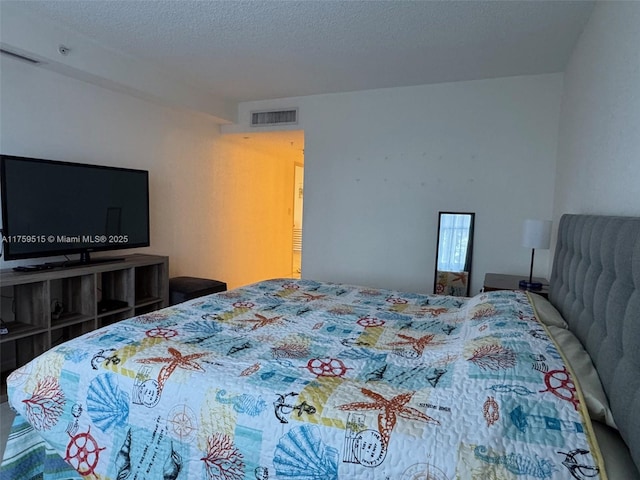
[434,212,475,296]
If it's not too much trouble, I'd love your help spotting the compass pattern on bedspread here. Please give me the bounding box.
[5,278,603,479]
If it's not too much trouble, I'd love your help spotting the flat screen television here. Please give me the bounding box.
[1,155,149,265]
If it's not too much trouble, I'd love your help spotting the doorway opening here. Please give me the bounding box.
[219,130,304,284]
[292,162,304,278]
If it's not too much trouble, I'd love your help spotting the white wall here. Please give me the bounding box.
[240,74,564,294]
[0,55,295,289]
[553,1,640,222]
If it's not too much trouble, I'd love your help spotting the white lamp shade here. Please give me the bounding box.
[522,219,552,249]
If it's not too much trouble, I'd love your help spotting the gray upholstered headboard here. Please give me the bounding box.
[550,214,640,470]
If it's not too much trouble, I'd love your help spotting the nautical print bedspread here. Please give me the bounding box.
[5,278,604,479]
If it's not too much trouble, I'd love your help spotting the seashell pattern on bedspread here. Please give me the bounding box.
[4,278,604,479]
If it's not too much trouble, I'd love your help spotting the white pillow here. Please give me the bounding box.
[546,325,617,429]
[527,293,616,429]
[529,293,568,328]
[591,421,639,478]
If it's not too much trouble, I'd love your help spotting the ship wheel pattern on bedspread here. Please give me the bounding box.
[539,367,579,410]
[304,357,350,378]
[65,426,105,477]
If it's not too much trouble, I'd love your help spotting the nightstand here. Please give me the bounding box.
[483,273,549,298]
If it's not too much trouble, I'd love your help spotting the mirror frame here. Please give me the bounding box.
[433,211,475,296]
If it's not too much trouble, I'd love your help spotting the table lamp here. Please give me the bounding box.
[519,219,552,290]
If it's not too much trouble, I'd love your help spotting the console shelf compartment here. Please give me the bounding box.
[0,254,168,402]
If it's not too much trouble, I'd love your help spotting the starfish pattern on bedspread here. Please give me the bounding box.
[337,387,439,447]
[246,314,285,330]
[136,347,207,391]
[387,333,444,355]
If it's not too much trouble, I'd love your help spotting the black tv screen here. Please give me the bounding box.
[1,155,149,262]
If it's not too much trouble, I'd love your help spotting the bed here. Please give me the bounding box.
[1,214,638,479]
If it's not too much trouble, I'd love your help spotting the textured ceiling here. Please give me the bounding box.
[5,0,595,104]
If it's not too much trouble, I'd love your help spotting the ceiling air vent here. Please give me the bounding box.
[251,108,298,127]
[0,48,42,65]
